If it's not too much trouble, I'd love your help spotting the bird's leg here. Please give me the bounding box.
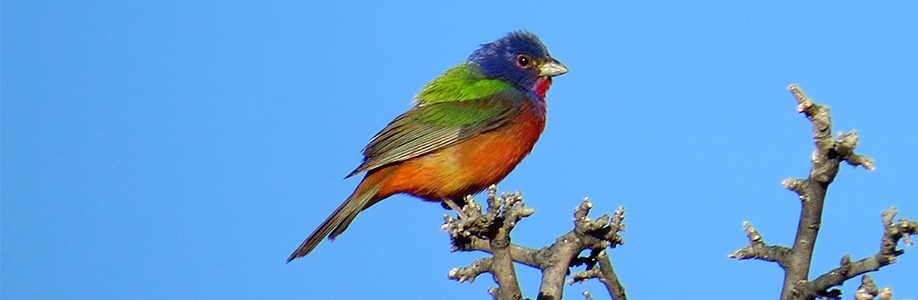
[442,198,469,219]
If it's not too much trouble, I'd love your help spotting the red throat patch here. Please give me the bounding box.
[533,77,553,98]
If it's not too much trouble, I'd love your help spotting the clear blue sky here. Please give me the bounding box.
[3,1,917,299]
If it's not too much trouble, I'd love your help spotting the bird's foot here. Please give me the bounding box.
[442,198,469,219]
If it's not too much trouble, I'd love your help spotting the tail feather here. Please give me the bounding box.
[286,184,380,263]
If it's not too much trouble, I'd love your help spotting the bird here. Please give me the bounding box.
[288,31,567,262]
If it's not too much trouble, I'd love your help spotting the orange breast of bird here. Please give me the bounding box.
[370,100,546,204]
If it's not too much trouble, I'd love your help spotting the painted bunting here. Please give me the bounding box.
[288,31,567,262]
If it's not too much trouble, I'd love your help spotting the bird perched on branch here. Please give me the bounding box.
[288,31,567,262]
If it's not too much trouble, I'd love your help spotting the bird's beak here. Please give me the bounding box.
[539,59,568,77]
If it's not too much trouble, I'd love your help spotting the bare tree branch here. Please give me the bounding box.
[570,249,627,300]
[444,186,532,300]
[538,200,625,300]
[597,250,627,300]
[783,84,875,300]
[449,257,492,284]
[488,190,529,300]
[729,221,792,268]
[444,186,627,300]
[728,84,911,300]
[792,208,918,299]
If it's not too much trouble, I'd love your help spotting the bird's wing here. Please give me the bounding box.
[346,90,521,177]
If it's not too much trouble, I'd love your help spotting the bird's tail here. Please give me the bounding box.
[286,181,382,263]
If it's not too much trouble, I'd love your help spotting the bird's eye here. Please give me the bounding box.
[516,55,531,68]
